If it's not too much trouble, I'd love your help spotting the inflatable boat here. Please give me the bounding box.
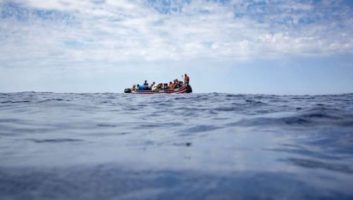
[124,84,192,94]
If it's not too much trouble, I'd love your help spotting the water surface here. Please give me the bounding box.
[1,92,353,199]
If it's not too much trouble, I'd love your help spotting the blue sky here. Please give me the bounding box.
[0,0,353,94]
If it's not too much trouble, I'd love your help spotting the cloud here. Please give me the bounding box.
[1,0,353,67]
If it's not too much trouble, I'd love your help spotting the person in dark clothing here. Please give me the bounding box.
[143,80,149,90]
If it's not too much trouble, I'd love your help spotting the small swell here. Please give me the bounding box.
[266,146,344,160]
[181,125,220,133]
[245,99,266,105]
[1,100,31,104]
[28,138,83,143]
[214,107,238,112]
[230,106,353,127]
[283,117,311,125]
[96,123,117,128]
[135,122,184,129]
[230,116,311,127]
[284,158,353,174]
[38,98,67,103]
[306,113,339,120]
[0,118,23,123]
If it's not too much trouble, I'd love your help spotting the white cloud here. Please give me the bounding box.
[1,0,353,66]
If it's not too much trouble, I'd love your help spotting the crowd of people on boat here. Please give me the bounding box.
[131,74,190,91]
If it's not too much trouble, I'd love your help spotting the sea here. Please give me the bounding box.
[1,92,353,199]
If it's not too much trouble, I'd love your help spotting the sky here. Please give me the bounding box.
[0,0,353,94]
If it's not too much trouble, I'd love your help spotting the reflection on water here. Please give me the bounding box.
[0,92,353,199]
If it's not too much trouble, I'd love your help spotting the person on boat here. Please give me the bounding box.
[184,74,190,85]
[143,80,149,90]
[138,84,145,90]
[152,82,159,91]
[132,85,136,91]
[178,81,183,88]
[171,79,178,90]
[175,79,180,88]
[150,82,155,90]
[168,82,173,90]
[156,83,162,90]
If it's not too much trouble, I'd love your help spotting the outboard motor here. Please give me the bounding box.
[124,88,131,93]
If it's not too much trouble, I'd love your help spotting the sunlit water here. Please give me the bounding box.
[1,92,353,199]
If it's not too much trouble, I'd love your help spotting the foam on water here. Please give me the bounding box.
[1,92,353,199]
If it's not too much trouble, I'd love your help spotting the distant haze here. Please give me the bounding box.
[1,0,353,94]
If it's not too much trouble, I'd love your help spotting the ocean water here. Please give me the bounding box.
[1,92,353,199]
